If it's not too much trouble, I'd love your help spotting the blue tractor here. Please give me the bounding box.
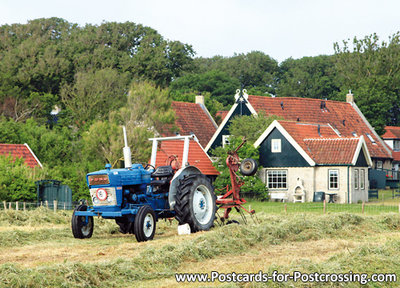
[71,128,217,242]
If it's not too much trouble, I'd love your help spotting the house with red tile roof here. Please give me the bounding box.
[0,143,43,168]
[253,120,372,203]
[153,138,219,176]
[162,95,217,149]
[206,90,392,171]
[382,126,400,174]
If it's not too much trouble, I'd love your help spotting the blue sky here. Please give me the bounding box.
[1,0,400,62]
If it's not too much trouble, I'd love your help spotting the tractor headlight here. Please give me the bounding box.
[90,188,117,206]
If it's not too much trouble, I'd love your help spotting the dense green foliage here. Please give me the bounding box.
[1,18,400,201]
[229,112,282,144]
[0,155,45,201]
[334,33,400,134]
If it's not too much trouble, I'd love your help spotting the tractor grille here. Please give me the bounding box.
[90,187,117,206]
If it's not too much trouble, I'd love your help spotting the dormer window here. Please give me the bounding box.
[352,132,358,137]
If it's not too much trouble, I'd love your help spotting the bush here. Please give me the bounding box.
[0,155,45,201]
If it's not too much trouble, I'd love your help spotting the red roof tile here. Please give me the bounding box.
[248,96,391,159]
[215,110,229,121]
[278,121,363,165]
[154,140,219,176]
[162,102,217,148]
[0,144,42,168]
[304,138,359,165]
[392,151,400,162]
[382,126,400,139]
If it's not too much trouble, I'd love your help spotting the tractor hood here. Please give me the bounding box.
[86,164,152,188]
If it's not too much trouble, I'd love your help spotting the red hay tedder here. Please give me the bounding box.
[216,139,259,224]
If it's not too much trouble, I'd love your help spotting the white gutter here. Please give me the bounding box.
[24,143,43,168]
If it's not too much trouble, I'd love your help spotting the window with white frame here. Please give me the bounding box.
[329,169,339,190]
[360,169,365,190]
[394,140,400,151]
[271,139,281,153]
[222,135,230,148]
[266,170,287,189]
[354,169,359,190]
[376,160,383,169]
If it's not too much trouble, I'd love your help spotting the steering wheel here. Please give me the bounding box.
[144,163,155,171]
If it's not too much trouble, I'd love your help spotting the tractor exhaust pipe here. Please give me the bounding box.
[122,126,132,168]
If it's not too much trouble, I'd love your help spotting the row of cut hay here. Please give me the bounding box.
[1,213,400,287]
[0,207,71,226]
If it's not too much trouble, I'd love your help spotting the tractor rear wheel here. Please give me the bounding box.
[134,205,156,242]
[71,205,93,239]
[116,217,133,234]
[174,175,216,232]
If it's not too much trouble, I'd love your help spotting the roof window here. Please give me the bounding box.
[366,133,376,144]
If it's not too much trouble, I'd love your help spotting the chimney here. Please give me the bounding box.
[195,94,205,105]
[346,90,354,103]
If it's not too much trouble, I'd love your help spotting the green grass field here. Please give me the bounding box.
[1,204,400,287]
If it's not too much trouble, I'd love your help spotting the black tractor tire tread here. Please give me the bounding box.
[71,204,93,239]
[174,174,216,232]
[134,205,156,242]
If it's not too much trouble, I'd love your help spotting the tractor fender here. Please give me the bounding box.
[168,166,202,210]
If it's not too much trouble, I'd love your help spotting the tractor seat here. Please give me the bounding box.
[151,165,174,178]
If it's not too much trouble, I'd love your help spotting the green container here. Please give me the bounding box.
[36,180,73,209]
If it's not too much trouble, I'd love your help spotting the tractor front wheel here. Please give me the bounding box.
[71,205,94,239]
[174,175,216,232]
[134,205,156,242]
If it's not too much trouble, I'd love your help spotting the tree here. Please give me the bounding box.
[0,19,195,122]
[334,33,400,134]
[193,51,279,95]
[276,55,340,100]
[169,70,240,107]
[111,81,176,163]
[229,112,282,144]
[81,120,124,166]
[61,68,129,126]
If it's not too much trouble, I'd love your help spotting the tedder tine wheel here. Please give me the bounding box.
[134,205,156,242]
[71,205,94,239]
[240,158,258,176]
[174,174,216,233]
